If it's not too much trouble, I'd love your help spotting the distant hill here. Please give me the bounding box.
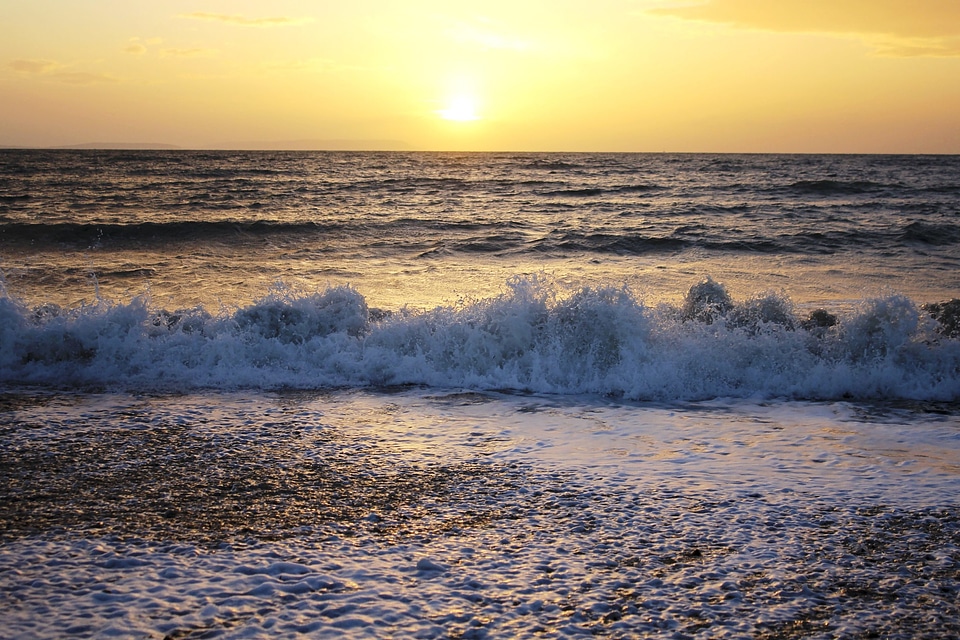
[214,139,412,151]
[49,142,182,150]
[2,139,413,151]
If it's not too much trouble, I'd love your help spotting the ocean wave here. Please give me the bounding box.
[0,218,545,249]
[0,221,346,247]
[2,276,958,402]
[533,232,688,254]
[540,188,606,198]
[785,179,900,196]
[900,221,960,245]
[530,230,803,255]
[538,184,663,198]
[518,159,585,171]
[3,218,951,258]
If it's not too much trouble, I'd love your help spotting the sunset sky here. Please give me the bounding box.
[2,1,959,152]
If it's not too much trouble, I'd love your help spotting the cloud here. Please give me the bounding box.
[873,38,960,57]
[179,12,312,27]
[446,19,532,52]
[257,58,340,73]
[649,0,960,56]
[48,71,118,84]
[9,59,61,74]
[124,37,165,56]
[8,59,117,83]
[160,48,217,58]
[872,38,959,57]
[433,14,593,60]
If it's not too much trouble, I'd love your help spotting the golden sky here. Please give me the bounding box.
[2,1,959,152]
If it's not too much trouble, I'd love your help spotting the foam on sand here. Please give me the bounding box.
[1,390,958,638]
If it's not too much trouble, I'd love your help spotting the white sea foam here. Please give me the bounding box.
[2,276,958,401]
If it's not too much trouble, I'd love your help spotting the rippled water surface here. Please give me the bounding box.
[2,151,959,309]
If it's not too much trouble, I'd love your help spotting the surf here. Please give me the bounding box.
[2,275,958,402]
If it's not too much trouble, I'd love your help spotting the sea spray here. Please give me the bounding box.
[1,276,958,401]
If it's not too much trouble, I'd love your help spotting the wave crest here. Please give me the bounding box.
[2,277,958,401]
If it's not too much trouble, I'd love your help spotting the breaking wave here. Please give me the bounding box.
[2,276,958,402]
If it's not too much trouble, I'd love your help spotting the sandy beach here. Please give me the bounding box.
[2,390,958,638]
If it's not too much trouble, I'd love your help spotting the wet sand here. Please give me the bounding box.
[2,390,959,638]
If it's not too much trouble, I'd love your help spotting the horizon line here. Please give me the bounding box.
[1,143,957,156]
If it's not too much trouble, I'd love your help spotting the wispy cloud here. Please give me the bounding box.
[124,37,166,56]
[257,58,340,73]
[433,14,595,60]
[9,59,61,74]
[648,0,960,56]
[179,12,312,27]
[50,71,118,84]
[160,48,217,59]
[870,36,960,58]
[8,59,117,83]
[446,19,532,52]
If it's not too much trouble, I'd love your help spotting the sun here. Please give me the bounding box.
[438,94,480,122]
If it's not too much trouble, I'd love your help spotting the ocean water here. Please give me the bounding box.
[2,150,960,400]
[2,151,960,637]
[2,151,960,313]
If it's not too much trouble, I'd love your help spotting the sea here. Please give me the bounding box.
[1,150,959,638]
